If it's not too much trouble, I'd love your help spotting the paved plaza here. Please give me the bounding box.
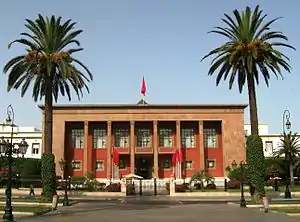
[17,200,300,222]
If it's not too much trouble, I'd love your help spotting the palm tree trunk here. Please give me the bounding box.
[290,164,294,186]
[44,76,53,154]
[247,73,259,135]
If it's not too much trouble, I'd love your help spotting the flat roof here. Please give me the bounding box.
[39,103,248,110]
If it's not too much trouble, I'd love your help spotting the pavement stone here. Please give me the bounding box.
[17,201,300,222]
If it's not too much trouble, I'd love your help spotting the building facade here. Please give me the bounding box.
[40,104,247,181]
[0,124,42,159]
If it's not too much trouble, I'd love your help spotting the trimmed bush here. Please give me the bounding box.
[106,183,121,192]
[246,135,266,198]
[175,183,189,192]
[206,183,217,189]
[41,153,57,200]
[266,179,275,187]
[227,180,240,189]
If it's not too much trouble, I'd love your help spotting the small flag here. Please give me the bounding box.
[112,148,119,166]
[177,147,183,163]
[172,150,178,166]
[141,76,147,96]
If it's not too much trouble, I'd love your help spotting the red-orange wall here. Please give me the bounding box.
[204,121,223,177]
[158,154,173,178]
[65,122,84,177]
[119,155,130,178]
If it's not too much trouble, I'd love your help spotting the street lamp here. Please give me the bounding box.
[0,105,29,222]
[58,158,69,206]
[240,161,247,208]
[283,109,292,199]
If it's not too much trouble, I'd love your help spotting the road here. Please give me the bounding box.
[17,200,299,222]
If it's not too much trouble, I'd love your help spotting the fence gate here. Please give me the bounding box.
[126,179,169,196]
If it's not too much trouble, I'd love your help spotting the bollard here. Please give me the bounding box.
[224,179,228,192]
[262,196,269,213]
[154,178,157,196]
[139,179,142,196]
[274,178,278,192]
[52,195,59,211]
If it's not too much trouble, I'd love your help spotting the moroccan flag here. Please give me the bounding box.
[177,147,183,163]
[172,150,178,166]
[112,148,119,166]
[141,76,147,96]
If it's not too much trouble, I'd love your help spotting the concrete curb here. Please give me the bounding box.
[0,211,35,216]
[286,213,300,216]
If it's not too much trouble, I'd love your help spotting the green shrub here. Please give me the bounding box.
[246,135,266,198]
[41,153,56,200]
[16,158,41,176]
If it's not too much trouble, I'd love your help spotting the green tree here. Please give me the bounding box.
[246,135,266,200]
[3,14,93,154]
[201,5,295,135]
[272,132,300,185]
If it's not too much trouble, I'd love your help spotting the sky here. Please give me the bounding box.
[0,0,299,134]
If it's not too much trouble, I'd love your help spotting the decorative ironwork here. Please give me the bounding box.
[71,129,84,148]
[159,128,173,147]
[127,179,169,196]
[181,128,195,148]
[136,128,151,147]
[204,128,217,148]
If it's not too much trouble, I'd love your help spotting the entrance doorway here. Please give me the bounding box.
[135,155,153,179]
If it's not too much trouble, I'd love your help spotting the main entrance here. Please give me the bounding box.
[135,155,153,179]
[125,154,169,196]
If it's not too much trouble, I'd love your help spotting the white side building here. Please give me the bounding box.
[0,123,42,159]
[244,124,298,157]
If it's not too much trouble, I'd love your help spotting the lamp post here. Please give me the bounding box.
[59,158,69,206]
[283,109,292,199]
[0,105,29,222]
[240,161,247,208]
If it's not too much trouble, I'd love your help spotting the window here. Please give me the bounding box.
[119,159,126,169]
[32,143,40,154]
[72,161,81,170]
[93,128,106,148]
[181,128,195,148]
[95,161,104,171]
[137,128,151,147]
[159,128,173,147]
[265,141,273,152]
[163,159,171,169]
[204,128,217,148]
[71,129,84,149]
[207,160,216,169]
[185,160,193,169]
[114,128,129,148]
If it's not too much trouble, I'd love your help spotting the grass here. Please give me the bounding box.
[0,205,51,213]
[272,208,300,213]
[187,185,300,193]
[0,197,77,206]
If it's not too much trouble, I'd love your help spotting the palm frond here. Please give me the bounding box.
[201,5,295,93]
[3,14,93,102]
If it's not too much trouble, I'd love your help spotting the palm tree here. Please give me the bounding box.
[189,170,214,191]
[201,5,295,135]
[272,132,300,185]
[3,14,93,154]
